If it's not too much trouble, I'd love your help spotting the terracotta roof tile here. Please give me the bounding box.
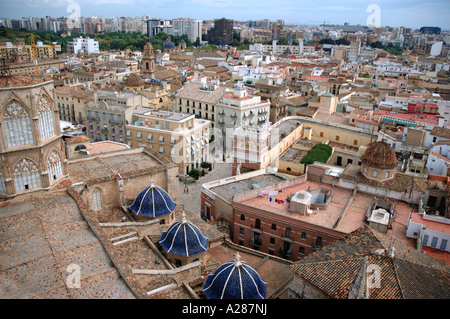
[290,226,450,299]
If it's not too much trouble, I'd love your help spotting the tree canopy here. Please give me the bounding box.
[300,144,333,166]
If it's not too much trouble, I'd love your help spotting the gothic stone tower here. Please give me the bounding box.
[142,41,156,78]
[0,76,67,197]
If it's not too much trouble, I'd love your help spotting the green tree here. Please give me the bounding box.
[193,36,201,47]
[335,38,350,45]
[370,41,384,49]
[277,37,289,45]
[230,39,241,47]
[300,144,332,166]
[188,168,201,180]
[319,38,336,45]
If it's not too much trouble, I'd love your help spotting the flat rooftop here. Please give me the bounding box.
[209,174,286,203]
[138,108,194,122]
[235,178,418,244]
[274,119,301,141]
[280,148,308,162]
[410,213,450,234]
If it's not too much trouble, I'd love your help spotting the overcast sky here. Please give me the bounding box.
[1,0,449,30]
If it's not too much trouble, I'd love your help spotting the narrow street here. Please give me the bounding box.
[177,162,233,217]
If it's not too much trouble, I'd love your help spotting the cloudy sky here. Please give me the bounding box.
[1,0,449,29]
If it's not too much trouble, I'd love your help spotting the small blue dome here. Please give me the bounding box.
[203,253,267,299]
[159,213,209,257]
[163,38,175,49]
[129,180,176,218]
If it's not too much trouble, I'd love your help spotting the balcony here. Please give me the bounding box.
[311,244,322,251]
[281,236,293,243]
[251,225,263,234]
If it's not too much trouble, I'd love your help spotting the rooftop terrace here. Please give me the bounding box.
[235,177,418,243]
[208,173,286,203]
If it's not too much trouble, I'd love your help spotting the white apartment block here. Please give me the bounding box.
[172,18,202,43]
[216,82,270,135]
[66,37,100,54]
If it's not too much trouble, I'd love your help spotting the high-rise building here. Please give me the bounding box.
[172,18,202,43]
[420,26,441,35]
[147,19,172,37]
[207,18,233,46]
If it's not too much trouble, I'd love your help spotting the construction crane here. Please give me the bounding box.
[29,33,39,76]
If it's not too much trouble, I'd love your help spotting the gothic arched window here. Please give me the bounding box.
[13,158,41,192]
[0,170,6,194]
[38,96,55,141]
[47,151,63,183]
[3,100,33,147]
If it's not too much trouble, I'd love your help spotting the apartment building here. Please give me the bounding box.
[175,81,228,127]
[207,18,233,46]
[55,84,95,124]
[66,37,100,54]
[216,82,271,134]
[85,90,148,143]
[0,40,60,61]
[125,109,211,174]
[172,18,202,42]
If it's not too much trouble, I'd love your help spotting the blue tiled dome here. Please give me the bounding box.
[163,37,175,49]
[129,180,177,217]
[203,253,267,299]
[159,213,209,257]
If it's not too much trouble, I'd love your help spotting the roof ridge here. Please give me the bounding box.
[291,256,366,268]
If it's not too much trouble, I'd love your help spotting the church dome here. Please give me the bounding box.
[361,141,398,169]
[159,212,209,257]
[163,37,176,50]
[129,180,177,217]
[125,73,144,87]
[203,253,267,299]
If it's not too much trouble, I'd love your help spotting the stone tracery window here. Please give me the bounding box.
[92,188,102,211]
[3,100,33,147]
[13,158,41,192]
[38,96,55,141]
[47,151,63,183]
[0,170,6,193]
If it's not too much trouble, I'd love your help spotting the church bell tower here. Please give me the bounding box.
[142,41,155,78]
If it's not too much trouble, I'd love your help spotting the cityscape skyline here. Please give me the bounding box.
[1,0,450,30]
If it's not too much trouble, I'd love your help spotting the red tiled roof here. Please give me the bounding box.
[361,141,398,169]
[376,109,439,125]
[291,226,450,299]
